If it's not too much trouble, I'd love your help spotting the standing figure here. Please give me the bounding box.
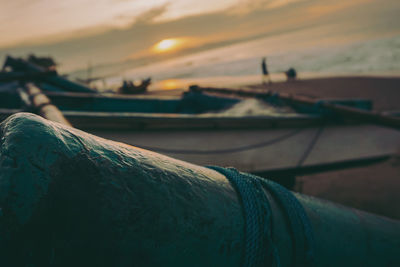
[261,57,271,84]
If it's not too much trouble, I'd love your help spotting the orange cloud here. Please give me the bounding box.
[126,36,206,60]
[228,0,303,15]
[307,0,374,17]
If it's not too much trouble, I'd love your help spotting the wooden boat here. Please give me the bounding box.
[65,112,400,176]
[1,56,400,179]
[1,81,399,178]
[117,78,151,94]
[2,56,96,93]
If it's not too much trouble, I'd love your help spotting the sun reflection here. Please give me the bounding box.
[160,79,183,90]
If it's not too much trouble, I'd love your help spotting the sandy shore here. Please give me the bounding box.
[250,76,400,219]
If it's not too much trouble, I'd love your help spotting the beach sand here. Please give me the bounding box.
[250,76,400,219]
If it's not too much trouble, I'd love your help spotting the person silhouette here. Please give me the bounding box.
[285,67,297,81]
[261,57,271,85]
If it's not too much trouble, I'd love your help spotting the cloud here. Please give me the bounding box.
[1,0,396,75]
[307,0,374,17]
[0,5,294,71]
[133,4,170,24]
[228,0,305,15]
[266,0,304,9]
[112,4,170,29]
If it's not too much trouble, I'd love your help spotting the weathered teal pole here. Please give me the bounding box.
[295,195,400,266]
[21,83,72,126]
[0,113,399,266]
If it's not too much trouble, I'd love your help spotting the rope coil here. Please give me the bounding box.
[208,166,315,267]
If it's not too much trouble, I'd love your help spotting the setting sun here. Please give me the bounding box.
[157,39,177,51]
[153,38,185,53]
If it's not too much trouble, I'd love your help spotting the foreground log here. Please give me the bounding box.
[0,113,399,267]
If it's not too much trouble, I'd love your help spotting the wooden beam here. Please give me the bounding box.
[22,83,72,126]
[192,86,400,130]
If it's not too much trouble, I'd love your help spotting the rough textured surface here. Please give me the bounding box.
[0,113,399,267]
[0,113,244,267]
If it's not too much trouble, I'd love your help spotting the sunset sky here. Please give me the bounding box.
[0,0,239,47]
[0,0,399,73]
[0,0,307,47]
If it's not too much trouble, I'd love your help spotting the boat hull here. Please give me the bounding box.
[81,124,400,174]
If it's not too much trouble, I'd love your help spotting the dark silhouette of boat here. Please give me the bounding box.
[118,78,151,94]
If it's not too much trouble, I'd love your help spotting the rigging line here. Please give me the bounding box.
[130,128,304,155]
[297,125,325,167]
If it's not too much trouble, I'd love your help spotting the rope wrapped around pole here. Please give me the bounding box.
[208,166,315,267]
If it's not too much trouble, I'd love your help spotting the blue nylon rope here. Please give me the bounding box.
[208,166,315,267]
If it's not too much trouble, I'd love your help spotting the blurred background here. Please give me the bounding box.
[1,0,399,89]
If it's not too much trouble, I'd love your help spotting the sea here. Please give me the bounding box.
[89,33,400,91]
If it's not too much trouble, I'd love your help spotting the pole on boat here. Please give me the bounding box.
[190,85,400,130]
[277,92,400,129]
[20,83,72,126]
[0,113,399,266]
